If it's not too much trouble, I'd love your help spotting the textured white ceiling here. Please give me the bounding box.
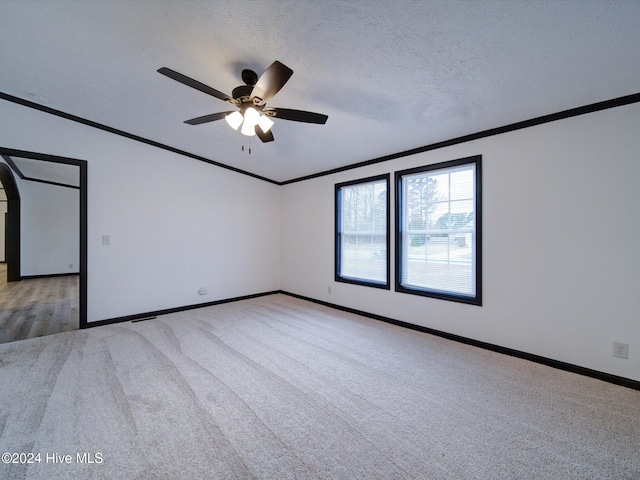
[0,0,639,183]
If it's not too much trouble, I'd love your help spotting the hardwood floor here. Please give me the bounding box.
[0,263,79,344]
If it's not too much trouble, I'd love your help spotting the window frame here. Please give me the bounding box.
[395,156,482,305]
[335,173,391,289]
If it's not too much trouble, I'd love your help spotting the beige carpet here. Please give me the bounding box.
[0,294,638,479]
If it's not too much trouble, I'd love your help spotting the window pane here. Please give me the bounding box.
[340,234,387,283]
[336,175,389,288]
[397,157,481,304]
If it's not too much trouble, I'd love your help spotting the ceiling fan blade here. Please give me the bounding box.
[184,111,234,125]
[256,127,275,143]
[265,108,328,124]
[158,67,235,103]
[250,61,293,106]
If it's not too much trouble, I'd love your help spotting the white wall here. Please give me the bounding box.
[19,178,79,276]
[0,100,281,322]
[2,96,638,382]
[281,102,640,382]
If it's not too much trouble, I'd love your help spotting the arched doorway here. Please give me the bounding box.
[0,162,20,282]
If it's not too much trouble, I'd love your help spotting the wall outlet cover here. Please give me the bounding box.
[613,342,629,359]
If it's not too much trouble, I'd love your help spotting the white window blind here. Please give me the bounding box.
[336,176,389,287]
[397,159,480,303]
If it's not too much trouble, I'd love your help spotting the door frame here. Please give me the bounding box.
[0,147,87,328]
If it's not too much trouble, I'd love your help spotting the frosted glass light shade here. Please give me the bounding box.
[243,107,260,127]
[240,121,256,136]
[225,111,243,130]
[257,115,274,133]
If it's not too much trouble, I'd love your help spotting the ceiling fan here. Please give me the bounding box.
[157,61,328,143]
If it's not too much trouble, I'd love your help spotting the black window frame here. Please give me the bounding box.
[395,155,482,305]
[335,173,391,289]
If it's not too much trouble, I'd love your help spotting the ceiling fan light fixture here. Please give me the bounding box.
[225,111,243,130]
[257,114,274,133]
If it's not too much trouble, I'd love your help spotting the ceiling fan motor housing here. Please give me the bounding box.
[231,85,253,101]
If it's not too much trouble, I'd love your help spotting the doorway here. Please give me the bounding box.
[0,162,20,282]
[0,148,87,342]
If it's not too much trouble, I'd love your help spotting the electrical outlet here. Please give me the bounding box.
[328,286,332,294]
[613,342,629,359]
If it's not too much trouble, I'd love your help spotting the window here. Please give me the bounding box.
[335,174,390,288]
[396,156,481,304]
